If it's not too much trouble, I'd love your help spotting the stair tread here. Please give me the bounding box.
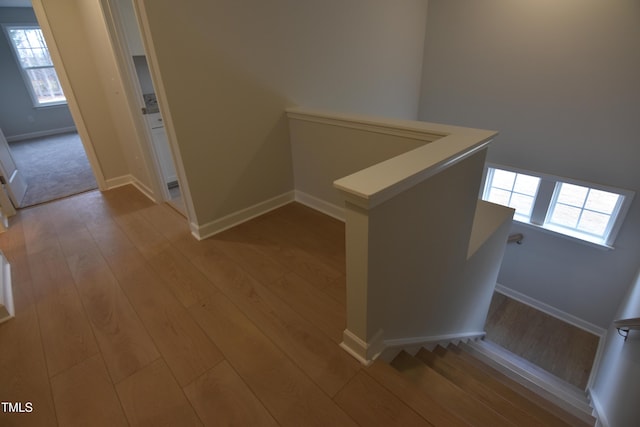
[453,343,595,427]
[417,347,556,427]
[391,351,516,427]
[366,360,469,427]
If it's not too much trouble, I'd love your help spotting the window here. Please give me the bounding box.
[481,164,634,248]
[4,25,66,107]
[483,168,540,221]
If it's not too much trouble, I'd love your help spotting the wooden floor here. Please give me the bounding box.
[485,292,600,389]
[0,185,432,426]
[0,185,598,426]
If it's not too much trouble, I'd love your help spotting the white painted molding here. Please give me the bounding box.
[5,126,77,143]
[340,328,385,366]
[104,175,136,190]
[587,389,610,427]
[0,255,14,324]
[383,331,486,350]
[192,191,295,241]
[495,283,607,337]
[130,178,158,203]
[286,107,446,142]
[294,191,345,222]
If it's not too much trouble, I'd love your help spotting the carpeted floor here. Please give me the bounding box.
[9,132,98,207]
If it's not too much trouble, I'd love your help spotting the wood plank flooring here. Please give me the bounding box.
[0,186,395,426]
[0,185,597,426]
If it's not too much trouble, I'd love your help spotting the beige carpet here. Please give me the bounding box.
[9,132,98,207]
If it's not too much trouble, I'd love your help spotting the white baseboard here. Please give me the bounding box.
[294,191,345,222]
[0,258,14,324]
[340,329,385,366]
[104,175,159,204]
[495,283,606,337]
[6,126,77,142]
[191,191,295,240]
[104,175,135,190]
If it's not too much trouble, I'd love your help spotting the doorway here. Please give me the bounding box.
[8,132,97,207]
[105,0,184,214]
[0,3,98,208]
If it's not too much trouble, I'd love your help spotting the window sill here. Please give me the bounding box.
[513,219,614,251]
[34,102,68,109]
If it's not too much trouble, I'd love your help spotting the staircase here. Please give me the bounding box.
[384,343,596,426]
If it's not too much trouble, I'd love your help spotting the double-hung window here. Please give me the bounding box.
[481,164,634,248]
[3,25,66,107]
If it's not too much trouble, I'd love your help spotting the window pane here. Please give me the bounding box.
[549,204,581,228]
[7,26,66,106]
[491,169,516,190]
[578,210,610,235]
[585,189,619,214]
[513,174,540,196]
[487,188,511,205]
[510,193,535,217]
[25,68,65,104]
[556,183,588,207]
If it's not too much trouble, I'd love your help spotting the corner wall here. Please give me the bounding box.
[135,0,428,231]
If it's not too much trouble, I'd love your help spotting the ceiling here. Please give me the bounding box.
[0,0,32,7]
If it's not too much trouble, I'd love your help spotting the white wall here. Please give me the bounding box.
[419,0,640,328]
[135,0,428,230]
[289,116,426,216]
[591,268,640,427]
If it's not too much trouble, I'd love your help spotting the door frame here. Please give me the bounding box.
[30,0,107,192]
[98,0,169,203]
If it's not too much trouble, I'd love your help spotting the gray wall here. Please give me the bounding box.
[136,0,428,228]
[419,0,640,328]
[0,7,75,138]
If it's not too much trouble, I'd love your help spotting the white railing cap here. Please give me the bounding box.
[286,107,497,209]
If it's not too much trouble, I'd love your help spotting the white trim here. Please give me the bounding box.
[0,257,14,324]
[104,175,136,190]
[495,283,606,336]
[587,389,610,427]
[340,328,385,366]
[286,107,497,210]
[294,191,345,222]
[383,331,486,349]
[191,191,295,240]
[286,108,447,142]
[5,126,77,143]
[103,174,158,203]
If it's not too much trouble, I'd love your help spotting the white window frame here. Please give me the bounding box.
[481,163,635,249]
[2,24,67,108]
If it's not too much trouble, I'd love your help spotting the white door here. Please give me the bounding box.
[0,128,28,209]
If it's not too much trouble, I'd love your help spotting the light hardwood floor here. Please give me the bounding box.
[1,185,596,426]
[0,185,441,426]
